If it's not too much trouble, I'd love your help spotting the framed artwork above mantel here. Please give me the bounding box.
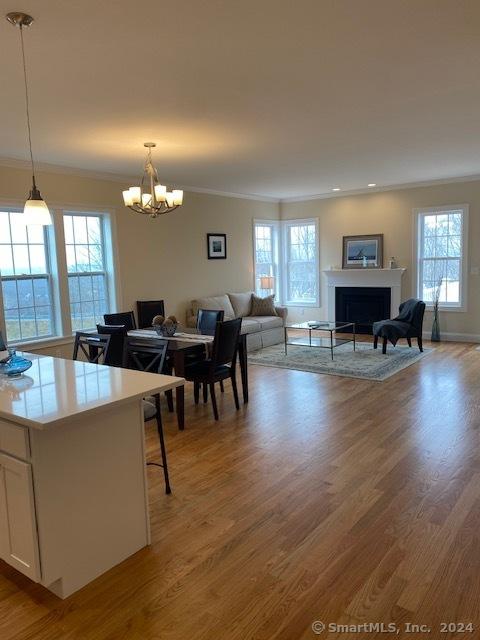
[342,234,384,269]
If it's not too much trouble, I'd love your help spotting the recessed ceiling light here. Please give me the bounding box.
[367,183,376,187]
[332,187,341,192]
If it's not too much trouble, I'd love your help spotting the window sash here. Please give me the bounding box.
[253,221,279,297]
[283,221,318,306]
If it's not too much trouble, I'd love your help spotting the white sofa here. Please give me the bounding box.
[186,291,287,352]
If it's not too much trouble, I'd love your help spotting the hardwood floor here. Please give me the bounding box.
[1,340,479,639]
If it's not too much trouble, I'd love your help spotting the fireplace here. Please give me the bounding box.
[335,287,391,334]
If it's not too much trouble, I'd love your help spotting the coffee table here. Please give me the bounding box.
[284,321,356,360]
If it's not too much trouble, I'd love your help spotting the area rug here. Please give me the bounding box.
[248,341,432,381]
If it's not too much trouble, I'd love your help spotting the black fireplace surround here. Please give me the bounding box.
[335,287,391,334]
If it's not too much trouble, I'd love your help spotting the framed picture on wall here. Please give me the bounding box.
[207,233,227,259]
[342,234,383,269]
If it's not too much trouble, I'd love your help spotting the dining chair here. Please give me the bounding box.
[104,311,137,331]
[184,318,242,421]
[196,309,226,393]
[123,337,171,494]
[73,332,111,364]
[0,330,6,351]
[96,324,127,367]
[137,300,165,329]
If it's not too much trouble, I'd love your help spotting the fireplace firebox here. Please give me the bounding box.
[335,287,391,334]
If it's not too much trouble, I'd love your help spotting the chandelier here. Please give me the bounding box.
[7,11,52,225]
[122,143,183,218]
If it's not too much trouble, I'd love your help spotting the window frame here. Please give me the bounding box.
[0,200,120,347]
[282,218,320,307]
[0,207,56,343]
[252,219,280,300]
[413,204,469,312]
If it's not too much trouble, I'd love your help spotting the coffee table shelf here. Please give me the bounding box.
[284,321,356,360]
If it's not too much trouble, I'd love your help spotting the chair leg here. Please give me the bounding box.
[209,382,219,421]
[373,335,378,349]
[407,337,412,348]
[154,396,171,494]
[194,381,199,405]
[165,389,174,412]
[382,337,387,354]
[203,382,208,404]
[418,336,423,352]
[231,373,240,410]
[220,380,225,393]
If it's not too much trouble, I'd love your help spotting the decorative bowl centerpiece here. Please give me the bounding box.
[0,349,33,377]
[152,314,178,337]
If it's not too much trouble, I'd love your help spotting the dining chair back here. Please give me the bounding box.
[104,311,137,331]
[137,300,165,328]
[0,330,6,351]
[73,332,111,364]
[211,317,242,367]
[196,308,225,336]
[96,324,127,367]
[123,337,168,374]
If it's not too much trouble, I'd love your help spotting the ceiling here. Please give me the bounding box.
[1,0,480,200]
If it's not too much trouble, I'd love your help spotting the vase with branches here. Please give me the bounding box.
[431,277,443,342]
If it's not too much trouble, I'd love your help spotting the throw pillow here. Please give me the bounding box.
[228,291,253,318]
[250,294,277,317]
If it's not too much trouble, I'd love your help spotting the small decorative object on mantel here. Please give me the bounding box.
[152,315,178,337]
[389,256,397,269]
[342,234,383,269]
[431,277,443,342]
[207,233,227,259]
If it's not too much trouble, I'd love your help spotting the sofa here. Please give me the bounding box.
[186,291,287,352]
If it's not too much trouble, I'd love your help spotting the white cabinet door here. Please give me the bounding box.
[0,453,40,581]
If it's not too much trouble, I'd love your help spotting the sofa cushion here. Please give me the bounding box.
[248,315,283,331]
[240,318,262,335]
[228,291,253,318]
[250,294,277,317]
[191,294,235,320]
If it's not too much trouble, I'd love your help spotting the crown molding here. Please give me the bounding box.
[0,157,279,203]
[279,173,480,203]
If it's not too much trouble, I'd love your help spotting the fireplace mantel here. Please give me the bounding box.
[323,268,406,318]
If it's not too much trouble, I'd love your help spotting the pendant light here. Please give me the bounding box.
[7,12,52,225]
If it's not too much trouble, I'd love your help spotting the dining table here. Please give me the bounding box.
[127,328,249,430]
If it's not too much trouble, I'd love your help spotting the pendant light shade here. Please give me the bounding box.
[7,11,52,226]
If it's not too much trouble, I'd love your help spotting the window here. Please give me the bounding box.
[253,221,279,297]
[0,210,54,342]
[284,219,319,305]
[416,205,468,309]
[0,207,117,345]
[64,214,109,330]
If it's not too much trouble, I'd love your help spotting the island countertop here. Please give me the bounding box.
[0,352,185,429]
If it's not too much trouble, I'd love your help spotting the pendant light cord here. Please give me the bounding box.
[19,24,36,187]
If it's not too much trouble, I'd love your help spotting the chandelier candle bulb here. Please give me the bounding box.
[172,190,184,205]
[154,184,167,202]
[129,187,141,204]
[122,190,133,206]
[165,192,175,207]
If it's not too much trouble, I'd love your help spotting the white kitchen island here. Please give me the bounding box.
[0,352,184,598]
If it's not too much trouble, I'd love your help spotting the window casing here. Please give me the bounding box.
[0,209,55,342]
[0,206,117,345]
[415,205,468,310]
[283,219,319,306]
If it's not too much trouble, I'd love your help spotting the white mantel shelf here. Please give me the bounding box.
[323,268,406,318]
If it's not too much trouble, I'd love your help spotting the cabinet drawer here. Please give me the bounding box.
[0,419,30,460]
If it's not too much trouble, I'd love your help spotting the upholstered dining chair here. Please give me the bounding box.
[123,337,171,494]
[137,300,165,329]
[197,309,225,336]
[104,311,137,331]
[373,298,426,354]
[96,324,127,367]
[184,318,242,421]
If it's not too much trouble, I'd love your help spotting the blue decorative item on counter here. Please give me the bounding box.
[0,349,33,377]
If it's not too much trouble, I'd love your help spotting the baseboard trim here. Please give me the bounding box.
[422,331,480,343]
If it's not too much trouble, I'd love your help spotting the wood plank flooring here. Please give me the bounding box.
[1,340,479,639]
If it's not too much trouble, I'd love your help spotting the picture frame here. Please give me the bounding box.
[207,233,227,260]
[342,234,383,269]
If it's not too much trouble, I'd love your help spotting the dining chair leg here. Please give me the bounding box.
[203,382,208,404]
[220,380,225,393]
[231,373,240,410]
[165,390,174,412]
[194,381,200,405]
[209,382,219,421]
[154,395,171,494]
[407,337,412,347]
